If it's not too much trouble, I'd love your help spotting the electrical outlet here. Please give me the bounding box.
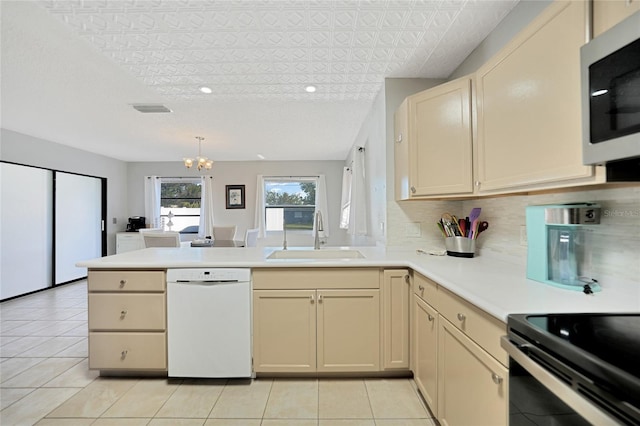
[520,225,527,246]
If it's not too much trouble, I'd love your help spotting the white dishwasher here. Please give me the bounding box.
[167,268,252,378]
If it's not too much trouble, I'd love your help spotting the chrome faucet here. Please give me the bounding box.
[282,215,287,250]
[314,211,324,250]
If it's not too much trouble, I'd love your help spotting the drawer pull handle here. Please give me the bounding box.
[404,275,410,283]
[428,314,434,322]
[457,313,466,322]
[121,350,128,360]
[492,373,503,385]
[120,310,127,319]
[411,186,416,194]
[318,294,323,303]
[119,279,127,288]
[418,285,425,291]
[310,295,315,304]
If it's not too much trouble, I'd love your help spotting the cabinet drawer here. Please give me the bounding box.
[413,272,438,305]
[89,294,165,331]
[253,268,380,290]
[89,332,166,370]
[88,270,165,292]
[438,287,507,366]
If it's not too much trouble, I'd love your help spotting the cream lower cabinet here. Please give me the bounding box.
[88,270,167,371]
[382,269,411,370]
[437,319,508,426]
[252,268,381,374]
[413,294,438,413]
[252,290,317,373]
[411,272,508,425]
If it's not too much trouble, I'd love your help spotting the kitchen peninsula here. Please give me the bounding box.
[78,246,638,425]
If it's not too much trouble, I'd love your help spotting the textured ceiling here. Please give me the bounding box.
[1,0,519,162]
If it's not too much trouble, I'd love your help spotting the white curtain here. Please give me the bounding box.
[339,167,352,229]
[254,175,266,238]
[144,176,161,229]
[315,174,330,237]
[199,176,215,238]
[349,148,368,236]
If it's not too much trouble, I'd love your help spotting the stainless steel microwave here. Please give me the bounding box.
[581,11,640,165]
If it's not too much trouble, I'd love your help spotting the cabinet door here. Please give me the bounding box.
[253,290,316,373]
[317,289,380,372]
[476,1,598,193]
[408,77,473,196]
[593,0,640,37]
[438,319,507,426]
[382,270,410,370]
[414,295,438,415]
[394,98,411,200]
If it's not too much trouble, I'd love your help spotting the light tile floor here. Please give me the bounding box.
[1,281,437,426]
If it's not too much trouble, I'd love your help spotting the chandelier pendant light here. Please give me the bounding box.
[184,136,213,171]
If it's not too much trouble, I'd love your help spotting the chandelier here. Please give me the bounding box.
[183,136,213,171]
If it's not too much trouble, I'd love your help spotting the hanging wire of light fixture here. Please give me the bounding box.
[183,136,213,171]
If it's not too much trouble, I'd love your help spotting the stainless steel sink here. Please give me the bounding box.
[267,249,365,260]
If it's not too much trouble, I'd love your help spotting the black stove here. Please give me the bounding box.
[506,313,640,425]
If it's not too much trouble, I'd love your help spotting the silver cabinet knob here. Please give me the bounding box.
[404,274,410,283]
[418,285,425,291]
[121,350,128,360]
[492,373,503,384]
[457,313,466,322]
[318,294,323,303]
[410,186,416,194]
[428,314,434,322]
[119,279,126,288]
[396,133,403,143]
[120,310,127,319]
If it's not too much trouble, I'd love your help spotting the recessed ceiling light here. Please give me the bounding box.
[199,86,212,94]
[305,85,317,93]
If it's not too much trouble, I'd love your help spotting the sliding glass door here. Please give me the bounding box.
[55,172,103,284]
[0,161,106,300]
[0,162,53,299]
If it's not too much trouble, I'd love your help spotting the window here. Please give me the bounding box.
[160,178,201,233]
[264,178,316,232]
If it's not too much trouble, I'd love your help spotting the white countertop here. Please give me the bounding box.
[77,246,640,322]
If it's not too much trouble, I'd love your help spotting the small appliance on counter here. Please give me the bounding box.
[126,216,146,232]
[526,203,601,292]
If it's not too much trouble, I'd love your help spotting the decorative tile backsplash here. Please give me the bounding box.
[388,186,640,284]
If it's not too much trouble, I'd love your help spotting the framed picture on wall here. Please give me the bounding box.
[225,185,245,209]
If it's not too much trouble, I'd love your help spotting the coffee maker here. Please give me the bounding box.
[526,203,601,292]
[126,216,146,232]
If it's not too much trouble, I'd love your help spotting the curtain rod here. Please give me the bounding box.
[148,176,212,179]
[263,175,320,179]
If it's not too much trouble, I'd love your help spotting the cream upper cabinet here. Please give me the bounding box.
[437,319,508,426]
[394,76,473,199]
[475,1,603,193]
[252,268,380,374]
[382,270,411,370]
[413,294,439,415]
[394,98,411,201]
[593,0,640,37]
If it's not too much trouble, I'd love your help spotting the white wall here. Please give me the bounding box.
[126,160,350,247]
[1,128,128,255]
